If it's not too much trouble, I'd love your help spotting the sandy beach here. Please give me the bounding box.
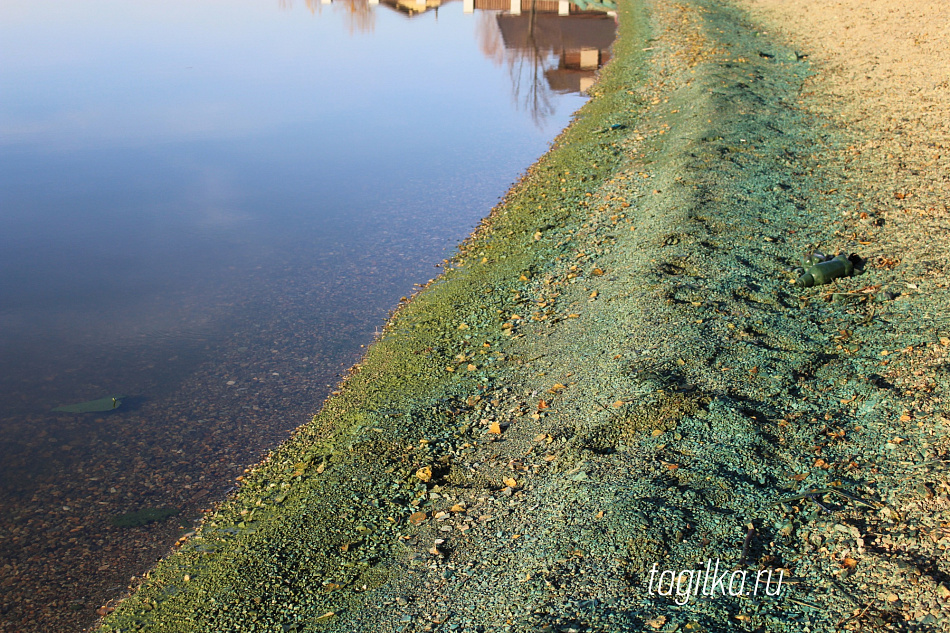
[96,0,949,631]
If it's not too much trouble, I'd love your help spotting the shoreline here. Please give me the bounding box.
[98,0,950,631]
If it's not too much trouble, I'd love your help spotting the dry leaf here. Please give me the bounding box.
[408,511,427,525]
[503,477,517,488]
[646,615,667,629]
[842,557,858,569]
[549,383,566,393]
[416,467,433,483]
[611,400,625,408]
[450,504,466,513]
[488,422,503,435]
[592,267,605,276]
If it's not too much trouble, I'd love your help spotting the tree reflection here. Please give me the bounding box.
[279,0,376,34]
[477,9,555,126]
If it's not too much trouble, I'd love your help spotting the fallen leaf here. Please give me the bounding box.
[549,383,566,393]
[408,511,427,525]
[416,467,433,483]
[503,477,517,488]
[842,557,858,569]
[646,615,667,629]
[488,422,503,434]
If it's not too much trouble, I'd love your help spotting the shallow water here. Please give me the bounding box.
[0,0,614,630]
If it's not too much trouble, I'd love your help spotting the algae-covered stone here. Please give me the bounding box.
[53,395,124,413]
[110,507,178,528]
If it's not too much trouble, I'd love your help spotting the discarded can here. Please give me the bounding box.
[796,254,854,287]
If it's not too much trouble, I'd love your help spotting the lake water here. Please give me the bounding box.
[0,1,615,630]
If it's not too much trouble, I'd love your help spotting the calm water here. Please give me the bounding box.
[0,1,615,630]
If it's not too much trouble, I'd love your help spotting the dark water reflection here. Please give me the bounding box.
[0,1,615,630]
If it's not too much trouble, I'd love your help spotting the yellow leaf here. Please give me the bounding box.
[488,422,503,434]
[549,383,566,393]
[467,364,477,371]
[503,477,517,488]
[408,511,427,525]
[415,467,433,483]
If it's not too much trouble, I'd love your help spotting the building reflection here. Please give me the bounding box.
[472,0,616,123]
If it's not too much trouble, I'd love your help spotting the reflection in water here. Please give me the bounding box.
[280,0,377,33]
[304,0,617,123]
[479,2,616,124]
